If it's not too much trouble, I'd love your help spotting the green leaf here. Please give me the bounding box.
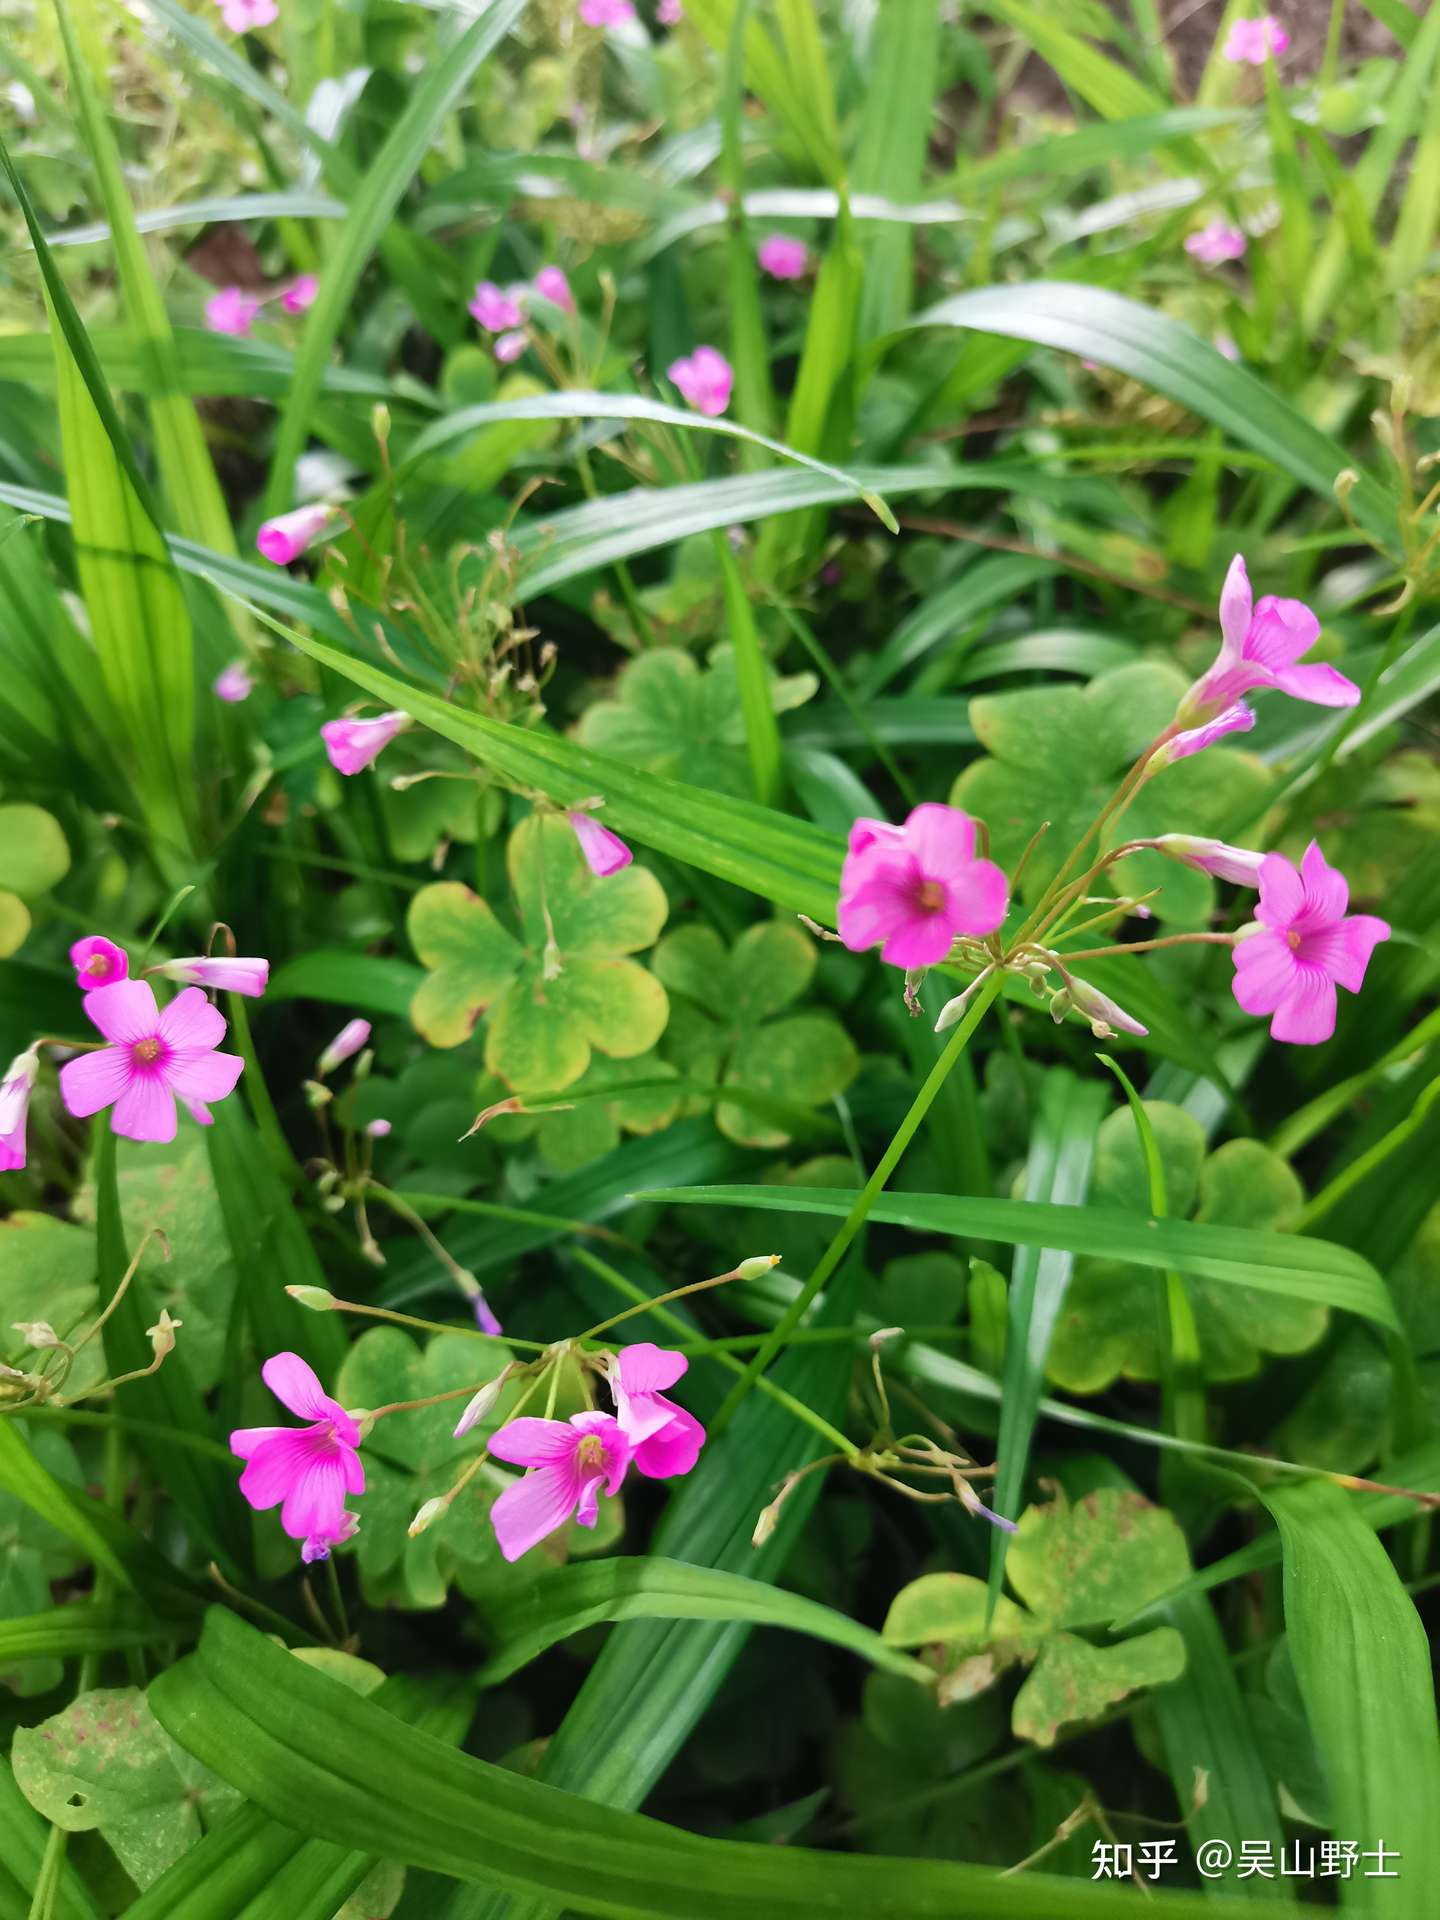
[151,1609,1208,1918]
[475,1556,933,1688]
[266,952,427,1019]
[1005,1486,1191,1630]
[262,0,528,518]
[646,1185,1398,1329]
[1262,1480,1440,1905]
[1012,1628,1186,1750]
[408,816,669,1089]
[0,1427,87,1697]
[901,284,1402,554]
[576,649,816,801]
[0,804,69,897]
[850,0,942,338]
[653,921,856,1147]
[0,1755,102,1920]
[882,1572,1040,1704]
[12,1685,241,1890]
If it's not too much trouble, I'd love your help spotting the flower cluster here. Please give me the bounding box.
[1222,14,1289,63]
[205,274,317,337]
[469,263,575,365]
[834,556,1387,1048]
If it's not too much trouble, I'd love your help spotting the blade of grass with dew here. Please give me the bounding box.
[1263,1479,1440,1913]
[261,0,528,520]
[0,135,194,857]
[472,1557,932,1689]
[987,1068,1107,1605]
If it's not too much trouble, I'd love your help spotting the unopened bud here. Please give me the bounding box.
[408,1496,446,1537]
[286,1285,337,1312]
[869,1326,904,1351]
[304,1079,333,1109]
[372,403,391,447]
[737,1254,781,1281]
[935,970,993,1032]
[1333,468,1359,505]
[752,1496,783,1548]
[11,1321,61,1349]
[453,1373,506,1438]
[317,1018,371,1077]
[358,1236,386,1267]
[366,1118,392,1137]
[1048,987,1072,1025]
[1059,974,1148,1039]
[146,1309,182,1359]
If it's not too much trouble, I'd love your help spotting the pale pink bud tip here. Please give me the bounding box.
[1231,842,1389,1045]
[472,1289,503,1337]
[1222,14,1289,64]
[1150,836,1266,888]
[757,235,808,281]
[494,330,528,364]
[213,661,254,703]
[281,274,319,314]
[154,955,270,998]
[533,266,575,314]
[579,0,635,22]
[366,1117,391,1137]
[569,811,633,877]
[256,503,332,567]
[453,1377,503,1438]
[838,804,1008,971]
[1184,221,1246,265]
[1062,975,1149,1040]
[205,286,260,335]
[318,1018,371,1075]
[320,709,409,775]
[0,1048,40,1175]
[71,935,129,992]
[219,0,277,29]
[468,280,524,332]
[667,346,734,417]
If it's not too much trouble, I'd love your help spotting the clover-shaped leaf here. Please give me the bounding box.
[951,661,1273,926]
[532,1052,682,1172]
[408,814,669,1092]
[1,1428,87,1698]
[335,1327,519,1609]
[653,921,857,1147]
[1,1212,105,1399]
[12,1686,241,1888]
[576,646,817,798]
[883,1488,1188,1743]
[1046,1104,1326,1391]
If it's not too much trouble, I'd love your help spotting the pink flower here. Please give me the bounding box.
[838,803,1009,970]
[494,330,527,364]
[230,1352,365,1563]
[533,265,575,314]
[667,346,733,417]
[58,980,244,1142]
[1223,14,1289,63]
[320,709,409,775]
[757,235,808,281]
[71,935,128,992]
[1185,220,1246,265]
[213,661,253,703]
[1155,702,1256,764]
[1231,842,1389,1045]
[1181,556,1360,725]
[151,955,270,998]
[256,503,332,566]
[0,1049,39,1173]
[366,1117,391,1137]
[487,1411,630,1561]
[579,0,635,23]
[318,1019,371,1076]
[1148,835,1267,886]
[205,286,260,336]
[608,1343,705,1478]
[281,274,318,315]
[657,0,683,20]
[568,811,632,877]
[468,281,523,332]
[218,0,277,31]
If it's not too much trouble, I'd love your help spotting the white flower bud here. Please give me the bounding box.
[737,1254,781,1281]
[453,1375,504,1438]
[408,1496,447,1537]
[286,1286,336,1312]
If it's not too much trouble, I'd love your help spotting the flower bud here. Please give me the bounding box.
[408,1496,447,1537]
[304,1080,333,1109]
[737,1254,781,1281]
[286,1285,337,1312]
[372,403,391,447]
[1144,834,1266,888]
[12,1320,60,1349]
[146,1308,182,1359]
[453,1374,505,1438]
[868,1326,904,1351]
[752,1496,783,1548]
[1060,974,1148,1040]
[318,1019,371,1076]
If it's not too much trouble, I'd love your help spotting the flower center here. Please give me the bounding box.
[1286,929,1302,951]
[86,955,110,977]
[576,1434,606,1471]
[132,1037,162,1066]
[916,880,945,913]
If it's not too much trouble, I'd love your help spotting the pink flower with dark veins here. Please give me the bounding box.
[607,1342,705,1478]
[230,1352,365,1563]
[58,980,244,1141]
[569,811,632,877]
[1231,842,1389,1045]
[1180,556,1359,727]
[487,1411,631,1561]
[321,710,409,775]
[838,804,1009,970]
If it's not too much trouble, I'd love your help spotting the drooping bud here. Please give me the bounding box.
[934,970,993,1033]
[453,1373,507,1438]
[737,1254,781,1281]
[1142,834,1266,888]
[317,1019,371,1076]
[1059,974,1148,1040]
[146,1309,182,1359]
[286,1285,337,1312]
[408,1496,447,1537]
[151,955,270,997]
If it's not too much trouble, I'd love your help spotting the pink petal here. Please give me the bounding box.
[1270,969,1338,1046]
[490,1463,581,1560]
[1255,853,1305,929]
[903,802,976,874]
[235,1429,317,1508]
[157,986,228,1052]
[1164,703,1256,761]
[633,1405,705,1479]
[569,812,632,876]
[487,1416,582,1469]
[879,915,956,970]
[1296,840,1348,928]
[838,858,923,953]
[229,1424,294,1464]
[618,1342,687,1394]
[1217,555,1251,657]
[847,818,905,858]
[110,1074,177,1143]
[58,1046,132,1119]
[84,978,159,1045]
[569,1411,630,1494]
[1271,661,1360,708]
[165,1047,244,1108]
[947,857,1009,937]
[1231,930,1298,1015]
[280,1453,351,1542]
[261,1351,330,1420]
[1304,914,1389,993]
[1245,596,1320,671]
[71,935,129,990]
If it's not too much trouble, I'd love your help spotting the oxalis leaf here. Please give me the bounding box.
[884,1488,1190,1746]
[12,1685,241,1890]
[408,814,670,1089]
[653,920,857,1147]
